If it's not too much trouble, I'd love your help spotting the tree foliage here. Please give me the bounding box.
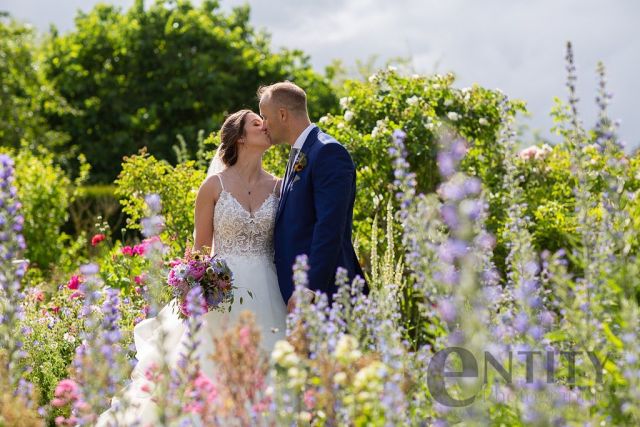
[40,0,338,182]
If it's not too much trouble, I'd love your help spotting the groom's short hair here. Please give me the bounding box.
[257,81,307,115]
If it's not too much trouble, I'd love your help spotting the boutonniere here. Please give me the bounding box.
[293,152,307,173]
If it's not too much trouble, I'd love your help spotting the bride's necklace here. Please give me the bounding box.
[230,169,259,212]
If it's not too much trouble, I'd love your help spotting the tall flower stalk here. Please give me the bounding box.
[0,154,32,400]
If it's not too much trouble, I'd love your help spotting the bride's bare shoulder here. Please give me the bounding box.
[197,174,224,200]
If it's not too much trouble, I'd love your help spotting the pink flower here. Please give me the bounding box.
[144,363,159,381]
[194,372,217,398]
[67,275,81,290]
[52,379,80,408]
[518,144,552,161]
[133,244,146,256]
[518,146,539,160]
[51,398,66,408]
[134,274,145,285]
[239,326,251,348]
[70,291,84,300]
[303,389,316,410]
[34,290,44,302]
[91,233,106,246]
[121,246,134,256]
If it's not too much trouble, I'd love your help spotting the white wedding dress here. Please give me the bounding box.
[97,177,287,426]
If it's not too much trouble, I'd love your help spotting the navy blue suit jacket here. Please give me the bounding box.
[274,126,365,304]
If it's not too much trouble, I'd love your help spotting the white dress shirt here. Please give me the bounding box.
[291,123,317,162]
[281,123,316,197]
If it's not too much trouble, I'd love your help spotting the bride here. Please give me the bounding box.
[96,110,287,425]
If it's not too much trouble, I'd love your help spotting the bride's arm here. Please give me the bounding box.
[193,175,222,253]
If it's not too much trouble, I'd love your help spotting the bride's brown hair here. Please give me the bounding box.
[218,109,253,167]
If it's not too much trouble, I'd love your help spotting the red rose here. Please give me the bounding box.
[91,233,106,246]
[67,275,81,290]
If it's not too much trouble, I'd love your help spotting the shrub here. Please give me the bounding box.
[115,148,205,255]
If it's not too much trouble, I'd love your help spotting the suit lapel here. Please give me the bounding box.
[276,127,320,225]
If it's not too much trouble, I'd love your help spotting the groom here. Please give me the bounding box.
[258,81,365,311]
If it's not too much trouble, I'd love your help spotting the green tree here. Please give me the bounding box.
[0,14,71,156]
[41,0,337,183]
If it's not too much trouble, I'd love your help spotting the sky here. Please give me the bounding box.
[2,0,638,149]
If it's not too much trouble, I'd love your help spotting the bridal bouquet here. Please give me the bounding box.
[167,247,236,319]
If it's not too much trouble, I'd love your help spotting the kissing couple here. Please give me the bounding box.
[97,81,366,425]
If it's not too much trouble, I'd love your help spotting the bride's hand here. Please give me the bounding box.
[287,288,317,313]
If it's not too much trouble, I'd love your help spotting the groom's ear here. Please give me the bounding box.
[278,107,287,122]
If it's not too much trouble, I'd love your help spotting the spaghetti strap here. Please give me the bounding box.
[217,174,225,191]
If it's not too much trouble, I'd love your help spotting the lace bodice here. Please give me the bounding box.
[213,188,279,258]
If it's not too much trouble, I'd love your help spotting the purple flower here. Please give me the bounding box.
[437,151,456,178]
[145,193,162,213]
[437,299,457,323]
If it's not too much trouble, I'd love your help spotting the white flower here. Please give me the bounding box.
[333,371,347,385]
[387,65,397,72]
[337,122,345,129]
[444,99,453,107]
[406,96,419,106]
[479,118,489,126]
[411,74,421,79]
[318,116,329,125]
[271,340,295,365]
[63,333,76,343]
[298,412,312,423]
[447,112,460,121]
[379,81,391,92]
[353,361,387,395]
[432,83,441,90]
[344,110,354,122]
[339,96,352,109]
[368,73,378,83]
[334,334,361,364]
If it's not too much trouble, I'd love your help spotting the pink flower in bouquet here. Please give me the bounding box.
[168,251,235,319]
[67,275,81,290]
[187,261,206,281]
[121,245,134,256]
[91,233,106,246]
[167,268,185,287]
